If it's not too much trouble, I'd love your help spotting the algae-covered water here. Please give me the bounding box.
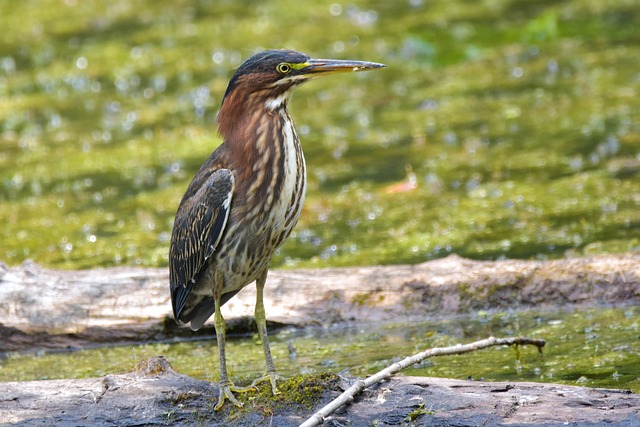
[2,308,639,393]
[1,0,639,269]
[1,0,639,392]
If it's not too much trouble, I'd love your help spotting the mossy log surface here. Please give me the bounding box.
[1,253,639,351]
[0,356,638,426]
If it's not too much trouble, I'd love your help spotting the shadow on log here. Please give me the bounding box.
[1,253,639,352]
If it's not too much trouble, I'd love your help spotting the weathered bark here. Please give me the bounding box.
[0,356,637,426]
[1,256,639,425]
[1,253,639,351]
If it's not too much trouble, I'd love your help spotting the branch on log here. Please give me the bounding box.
[300,336,545,427]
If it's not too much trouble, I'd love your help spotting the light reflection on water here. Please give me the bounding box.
[2,307,638,393]
[1,0,639,269]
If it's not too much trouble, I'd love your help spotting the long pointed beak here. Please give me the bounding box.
[301,58,386,75]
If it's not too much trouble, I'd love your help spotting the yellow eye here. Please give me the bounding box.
[276,63,292,74]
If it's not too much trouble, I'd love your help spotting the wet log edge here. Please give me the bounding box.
[1,253,639,352]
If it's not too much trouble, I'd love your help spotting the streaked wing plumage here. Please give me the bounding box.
[169,168,234,319]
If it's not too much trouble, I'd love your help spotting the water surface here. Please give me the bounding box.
[1,0,638,269]
[2,308,638,393]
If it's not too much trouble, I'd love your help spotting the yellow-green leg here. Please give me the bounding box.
[250,271,284,395]
[213,275,256,410]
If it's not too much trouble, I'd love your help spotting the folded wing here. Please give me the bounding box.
[169,168,234,321]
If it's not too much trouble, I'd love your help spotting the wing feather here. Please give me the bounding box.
[169,168,234,319]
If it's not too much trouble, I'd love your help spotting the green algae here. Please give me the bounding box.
[1,307,638,393]
[244,372,339,410]
[1,0,639,269]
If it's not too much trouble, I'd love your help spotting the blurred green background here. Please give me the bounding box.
[1,0,639,270]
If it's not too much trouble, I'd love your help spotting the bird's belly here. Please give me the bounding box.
[214,211,300,294]
[216,173,306,294]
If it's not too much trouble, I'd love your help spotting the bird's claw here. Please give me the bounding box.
[214,383,257,411]
[250,372,286,396]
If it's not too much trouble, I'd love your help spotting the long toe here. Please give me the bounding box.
[214,383,257,411]
[251,371,286,396]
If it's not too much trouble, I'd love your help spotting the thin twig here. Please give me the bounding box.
[299,336,545,427]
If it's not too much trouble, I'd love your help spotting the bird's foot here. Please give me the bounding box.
[250,371,286,396]
[214,382,257,411]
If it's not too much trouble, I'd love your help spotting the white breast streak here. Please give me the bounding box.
[271,114,300,231]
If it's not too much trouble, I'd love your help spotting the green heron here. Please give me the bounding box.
[169,49,384,410]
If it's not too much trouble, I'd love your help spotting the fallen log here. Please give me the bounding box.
[1,253,639,351]
[0,356,637,426]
